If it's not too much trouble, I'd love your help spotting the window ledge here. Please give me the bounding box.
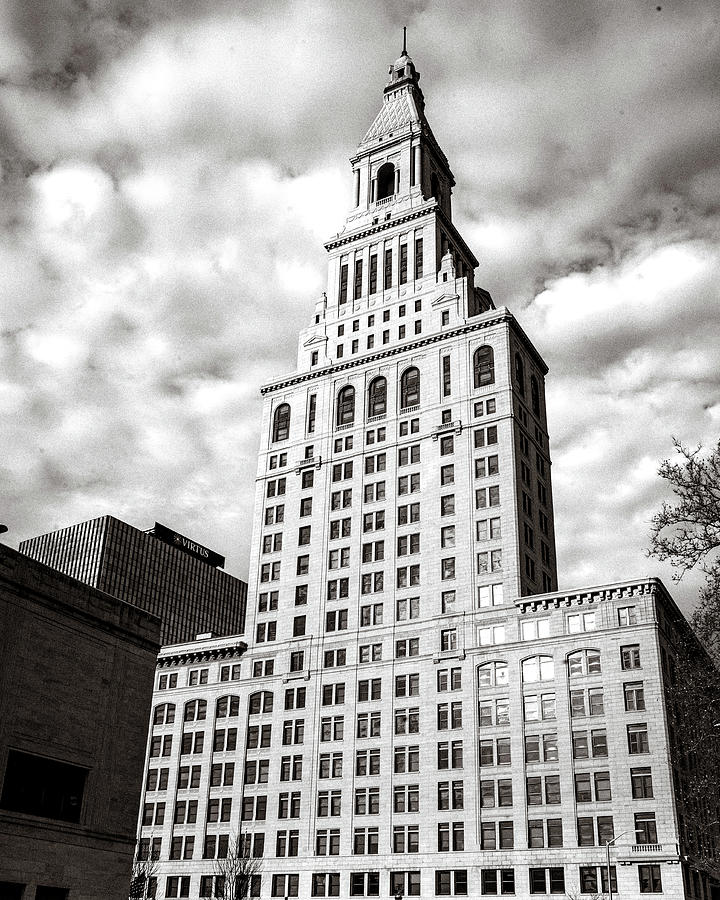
[295,455,322,473]
[433,420,463,438]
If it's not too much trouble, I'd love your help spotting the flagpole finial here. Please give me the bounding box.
[402,26,407,55]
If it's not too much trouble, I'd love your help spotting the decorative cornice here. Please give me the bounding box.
[515,578,665,613]
[261,309,548,395]
[157,641,247,668]
[324,205,433,252]
[261,312,509,395]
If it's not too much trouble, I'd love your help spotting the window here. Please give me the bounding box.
[396,638,419,658]
[477,662,509,688]
[624,681,646,711]
[357,749,381,777]
[479,625,506,647]
[311,874,340,897]
[271,874,299,898]
[514,352,525,396]
[474,345,495,387]
[628,723,650,754]
[320,716,344,742]
[390,871,421,898]
[366,377,387,418]
[522,693,556,723]
[635,811,658,844]
[358,643,382,663]
[315,828,341,857]
[394,745,420,773]
[529,868,564,894]
[524,732,558,763]
[572,728,608,759]
[480,869,515,895]
[272,403,290,442]
[437,780,464,811]
[567,649,602,677]
[336,386,355,426]
[639,864,663,893]
[395,674,420,697]
[400,367,420,409]
[478,583,504,608]
[437,667,462,692]
[435,870,468,896]
[618,605,638,626]
[522,656,554,683]
[1,751,88,824]
[165,877,191,898]
[621,644,642,670]
[567,611,596,633]
[350,871,380,897]
[631,767,654,799]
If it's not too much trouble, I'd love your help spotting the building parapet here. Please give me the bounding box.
[516,577,670,613]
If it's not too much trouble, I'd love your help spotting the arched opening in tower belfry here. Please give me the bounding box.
[377,163,396,200]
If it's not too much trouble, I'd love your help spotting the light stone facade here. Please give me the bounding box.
[135,46,713,900]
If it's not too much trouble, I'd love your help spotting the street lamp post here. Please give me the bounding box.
[606,830,633,900]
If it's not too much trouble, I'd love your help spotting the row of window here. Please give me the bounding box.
[155,864,663,898]
[273,349,509,440]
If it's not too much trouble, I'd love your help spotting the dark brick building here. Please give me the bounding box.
[0,543,161,900]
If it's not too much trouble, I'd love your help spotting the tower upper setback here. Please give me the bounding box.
[250,45,558,651]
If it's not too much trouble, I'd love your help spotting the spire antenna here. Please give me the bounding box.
[402,26,407,55]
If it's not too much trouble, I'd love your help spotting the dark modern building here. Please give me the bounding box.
[0,542,161,900]
[20,517,247,645]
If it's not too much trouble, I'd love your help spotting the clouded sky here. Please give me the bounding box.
[1,0,719,613]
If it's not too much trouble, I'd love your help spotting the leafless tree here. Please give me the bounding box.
[129,837,159,900]
[648,437,720,663]
[648,438,720,876]
[213,832,263,900]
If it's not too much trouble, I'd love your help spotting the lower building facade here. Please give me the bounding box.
[135,577,716,900]
[0,543,161,900]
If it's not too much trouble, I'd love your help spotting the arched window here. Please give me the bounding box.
[400,367,420,409]
[272,403,290,442]
[514,353,525,397]
[567,650,602,678]
[367,377,387,418]
[531,375,540,416]
[473,345,495,388]
[249,691,274,715]
[522,655,554,683]
[183,699,207,722]
[336,386,355,426]
[478,661,509,687]
[377,162,395,200]
[216,695,240,718]
[153,703,175,726]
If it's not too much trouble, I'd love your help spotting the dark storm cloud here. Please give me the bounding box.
[1,0,719,610]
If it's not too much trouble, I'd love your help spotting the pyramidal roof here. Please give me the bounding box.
[358,46,448,172]
[362,89,422,143]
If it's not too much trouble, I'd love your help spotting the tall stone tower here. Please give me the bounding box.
[247,45,558,658]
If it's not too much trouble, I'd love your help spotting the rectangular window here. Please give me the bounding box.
[339,262,348,304]
[442,356,451,397]
[1,751,88,824]
[399,244,408,285]
[639,864,663,893]
[369,254,378,294]
[628,724,650,754]
[384,248,392,289]
[354,258,363,299]
[415,238,423,279]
